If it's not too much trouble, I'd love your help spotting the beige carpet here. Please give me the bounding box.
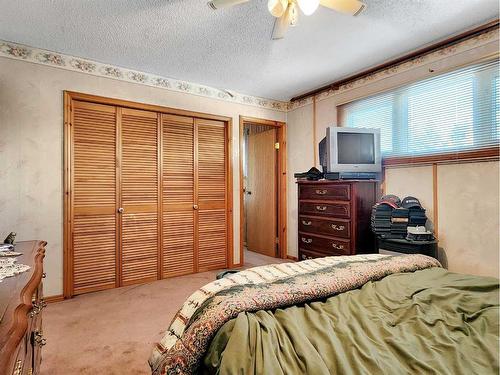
[41,250,288,374]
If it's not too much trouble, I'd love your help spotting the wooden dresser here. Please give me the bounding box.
[298,180,377,260]
[0,241,46,375]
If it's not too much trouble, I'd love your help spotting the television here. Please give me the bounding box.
[324,127,381,174]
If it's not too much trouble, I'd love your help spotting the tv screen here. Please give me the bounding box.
[337,132,375,164]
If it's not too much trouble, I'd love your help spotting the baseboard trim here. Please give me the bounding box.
[286,255,298,261]
[44,294,65,303]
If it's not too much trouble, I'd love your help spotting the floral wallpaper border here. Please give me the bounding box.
[0,39,289,112]
[0,27,497,114]
[288,28,500,111]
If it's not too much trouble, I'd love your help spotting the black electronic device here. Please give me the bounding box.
[324,171,378,180]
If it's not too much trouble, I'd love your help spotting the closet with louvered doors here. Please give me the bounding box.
[197,118,228,271]
[66,92,230,297]
[162,114,195,278]
[70,104,161,295]
[161,115,229,277]
[119,108,161,286]
[71,100,118,295]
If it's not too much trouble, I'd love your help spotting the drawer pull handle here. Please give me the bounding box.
[302,220,312,226]
[332,243,344,250]
[301,237,312,244]
[42,272,47,278]
[29,308,39,318]
[13,360,22,375]
[29,299,47,317]
[315,189,327,195]
[331,224,345,231]
[301,254,307,260]
[34,331,47,347]
[316,206,327,211]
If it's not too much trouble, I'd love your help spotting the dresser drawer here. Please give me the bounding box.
[299,201,350,219]
[299,184,350,201]
[298,232,351,255]
[299,216,350,238]
[299,248,346,260]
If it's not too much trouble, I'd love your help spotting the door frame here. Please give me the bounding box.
[238,116,287,266]
[63,91,233,298]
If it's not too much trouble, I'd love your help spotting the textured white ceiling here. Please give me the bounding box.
[0,0,497,100]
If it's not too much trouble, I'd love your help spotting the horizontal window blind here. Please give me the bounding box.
[339,59,500,157]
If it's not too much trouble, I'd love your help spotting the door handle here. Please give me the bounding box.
[118,208,124,213]
[193,204,199,210]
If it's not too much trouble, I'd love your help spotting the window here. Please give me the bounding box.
[339,59,500,158]
[494,76,500,140]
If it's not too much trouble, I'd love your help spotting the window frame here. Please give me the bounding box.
[338,59,500,167]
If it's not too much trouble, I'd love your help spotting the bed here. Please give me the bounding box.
[149,254,499,375]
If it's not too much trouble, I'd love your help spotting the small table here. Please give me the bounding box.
[377,237,438,259]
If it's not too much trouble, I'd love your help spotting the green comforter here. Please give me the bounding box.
[203,268,499,375]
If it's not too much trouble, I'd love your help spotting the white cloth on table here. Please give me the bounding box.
[0,257,30,282]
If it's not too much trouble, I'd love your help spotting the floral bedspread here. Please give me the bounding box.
[149,254,441,375]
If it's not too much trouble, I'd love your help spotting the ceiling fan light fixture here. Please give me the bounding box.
[319,0,366,16]
[268,0,288,17]
[297,0,320,16]
[289,1,299,26]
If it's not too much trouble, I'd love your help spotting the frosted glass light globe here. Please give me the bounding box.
[297,0,320,15]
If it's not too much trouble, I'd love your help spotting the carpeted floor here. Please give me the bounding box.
[41,250,288,374]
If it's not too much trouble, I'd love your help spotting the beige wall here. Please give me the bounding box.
[0,58,285,297]
[385,166,435,231]
[437,161,499,276]
[286,38,499,278]
[384,162,499,276]
[286,105,315,256]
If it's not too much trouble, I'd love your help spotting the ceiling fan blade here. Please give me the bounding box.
[268,0,288,18]
[319,0,366,16]
[271,12,290,40]
[207,0,250,10]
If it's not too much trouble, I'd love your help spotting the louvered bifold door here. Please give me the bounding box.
[162,114,196,277]
[120,108,160,286]
[72,101,117,295]
[196,118,228,271]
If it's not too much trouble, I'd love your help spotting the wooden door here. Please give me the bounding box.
[66,92,232,296]
[196,118,228,271]
[246,128,277,257]
[162,114,195,277]
[119,108,160,285]
[71,101,118,295]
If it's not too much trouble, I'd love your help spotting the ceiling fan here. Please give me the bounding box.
[207,0,366,40]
